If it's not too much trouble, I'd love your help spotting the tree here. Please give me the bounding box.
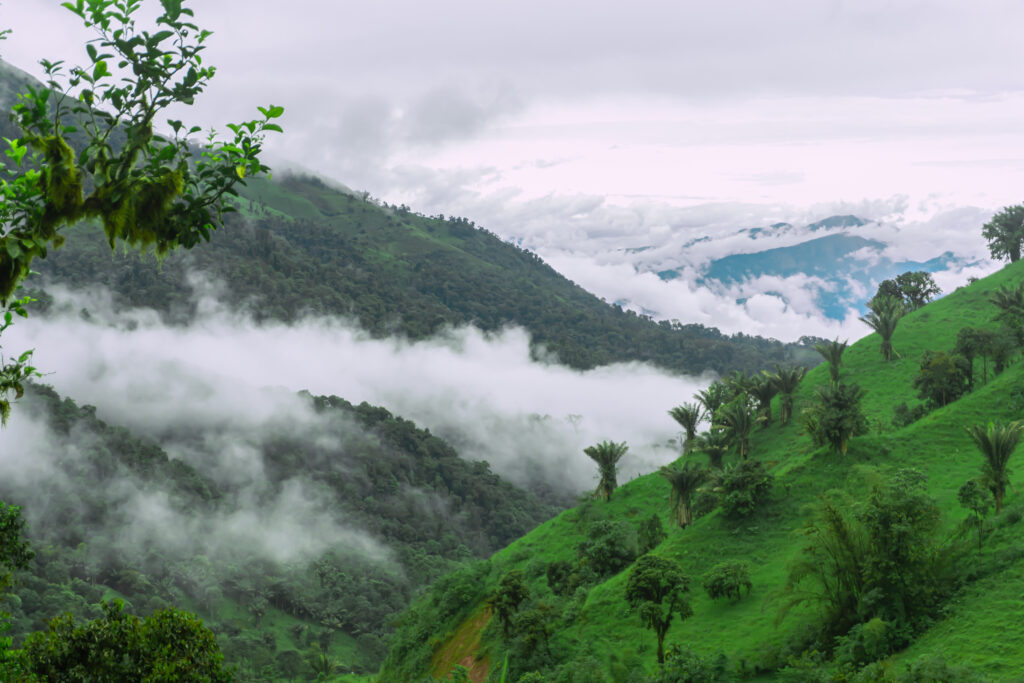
[770,365,807,426]
[777,495,867,637]
[858,470,942,626]
[748,373,778,427]
[989,284,1024,351]
[637,513,667,555]
[874,272,940,312]
[583,440,629,501]
[779,471,942,640]
[0,0,281,423]
[0,501,32,670]
[660,461,708,528]
[718,460,773,518]
[490,570,530,636]
[914,350,970,409]
[981,204,1024,263]
[859,295,902,361]
[957,479,991,558]
[716,398,758,460]
[0,502,32,594]
[803,382,868,455]
[695,429,730,470]
[668,404,702,455]
[625,555,692,665]
[955,327,985,390]
[813,339,848,386]
[894,271,941,310]
[702,561,752,602]
[966,421,1024,514]
[16,600,232,681]
[722,370,754,402]
[576,520,638,579]
[694,382,728,425]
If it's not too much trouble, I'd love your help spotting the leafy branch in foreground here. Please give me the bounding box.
[0,0,282,422]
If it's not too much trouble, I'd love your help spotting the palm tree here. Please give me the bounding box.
[748,373,779,427]
[967,421,1024,514]
[694,382,728,425]
[723,371,754,402]
[660,461,708,528]
[668,403,703,454]
[716,399,759,460]
[770,365,807,425]
[859,296,903,361]
[814,338,848,385]
[583,440,629,501]
[696,429,731,469]
[990,283,1024,320]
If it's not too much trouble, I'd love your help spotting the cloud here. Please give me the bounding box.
[4,282,709,496]
[0,398,389,566]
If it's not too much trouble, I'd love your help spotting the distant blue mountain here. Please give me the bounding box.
[806,215,866,231]
[653,216,973,321]
[703,234,885,282]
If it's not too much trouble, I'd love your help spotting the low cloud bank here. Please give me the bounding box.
[5,284,711,495]
[0,404,391,566]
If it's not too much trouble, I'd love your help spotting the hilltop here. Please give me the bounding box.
[380,260,1024,682]
[27,171,818,375]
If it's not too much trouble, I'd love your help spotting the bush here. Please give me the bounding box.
[894,656,988,682]
[702,561,752,601]
[545,560,574,596]
[577,520,638,578]
[719,460,773,518]
[648,644,729,682]
[834,618,891,667]
[892,401,927,428]
[692,489,719,520]
[914,351,970,409]
[637,513,667,554]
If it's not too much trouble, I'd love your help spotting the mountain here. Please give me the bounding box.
[26,171,819,375]
[2,384,555,677]
[379,260,1024,682]
[0,57,823,378]
[649,216,975,321]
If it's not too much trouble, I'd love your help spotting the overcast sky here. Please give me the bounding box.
[3,1,1022,338]
[5,1,1023,210]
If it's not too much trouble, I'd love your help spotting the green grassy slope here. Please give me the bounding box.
[381,262,1024,682]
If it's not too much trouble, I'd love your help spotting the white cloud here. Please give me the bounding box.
[4,284,710,494]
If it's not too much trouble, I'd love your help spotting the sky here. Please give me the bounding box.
[2,0,1022,338]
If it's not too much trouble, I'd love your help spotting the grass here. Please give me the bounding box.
[404,260,1024,680]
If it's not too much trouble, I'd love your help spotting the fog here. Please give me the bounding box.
[0,388,393,566]
[4,283,711,497]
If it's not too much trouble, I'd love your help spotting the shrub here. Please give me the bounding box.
[637,513,667,554]
[914,351,970,409]
[577,520,638,578]
[702,561,752,601]
[648,644,729,682]
[892,401,927,428]
[719,460,773,518]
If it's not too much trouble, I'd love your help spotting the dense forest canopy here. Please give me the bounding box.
[24,172,821,377]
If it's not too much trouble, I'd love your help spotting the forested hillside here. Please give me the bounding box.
[28,172,819,375]
[2,384,554,678]
[381,261,1024,682]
